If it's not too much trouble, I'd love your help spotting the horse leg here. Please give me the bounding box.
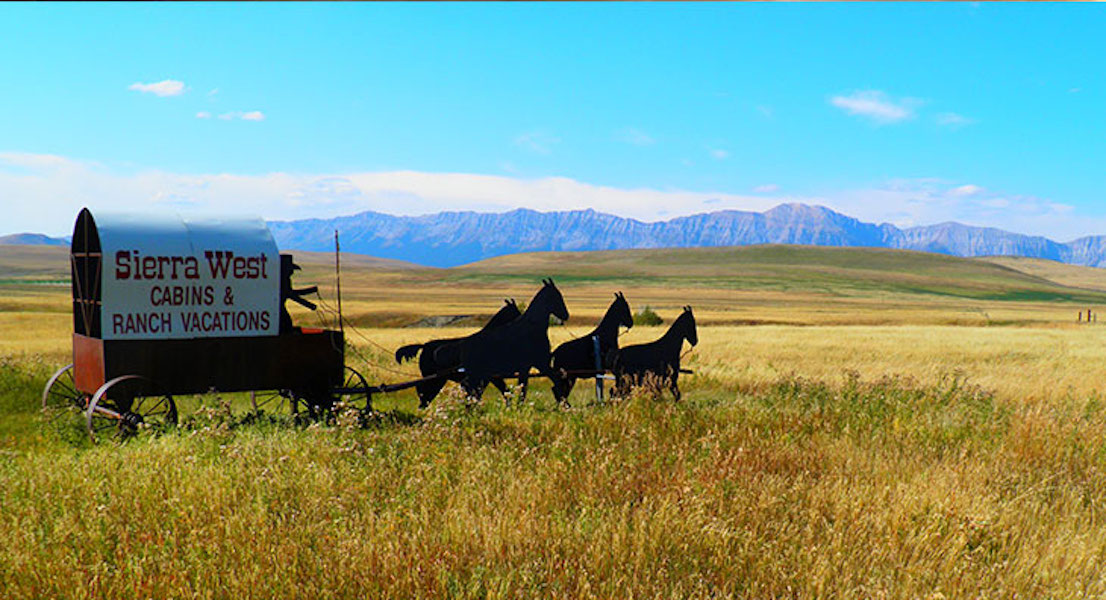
[461,377,486,403]
[490,377,509,399]
[557,376,577,407]
[669,372,681,401]
[516,371,530,405]
[416,377,447,409]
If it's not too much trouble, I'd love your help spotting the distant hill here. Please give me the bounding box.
[449,244,1106,304]
[266,204,1106,268]
[0,233,67,246]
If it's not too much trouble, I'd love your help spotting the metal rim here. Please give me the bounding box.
[338,366,371,412]
[86,375,178,443]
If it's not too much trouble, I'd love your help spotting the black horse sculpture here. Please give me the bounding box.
[550,292,633,405]
[609,305,697,401]
[450,278,569,402]
[394,299,521,407]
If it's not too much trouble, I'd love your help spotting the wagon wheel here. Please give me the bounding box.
[290,367,370,418]
[42,364,89,426]
[336,366,371,412]
[43,364,88,411]
[86,375,178,443]
[250,389,294,414]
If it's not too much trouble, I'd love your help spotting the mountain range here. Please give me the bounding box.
[7,204,1106,269]
[266,204,1106,268]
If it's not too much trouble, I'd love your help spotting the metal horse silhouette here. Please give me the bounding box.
[395,299,521,407]
[451,278,569,402]
[609,305,697,401]
[551,291,633,405]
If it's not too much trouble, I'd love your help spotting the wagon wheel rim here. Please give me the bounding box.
[86,375,178,443]
[42,363,89,426]
[338,366,371,412]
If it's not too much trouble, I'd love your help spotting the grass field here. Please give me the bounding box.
[4,244,1106,597]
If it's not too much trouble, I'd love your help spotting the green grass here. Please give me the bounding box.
[4,357,1106,597]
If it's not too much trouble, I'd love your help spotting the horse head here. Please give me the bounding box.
[485,298,522,329]
[613,291,633,329]
[679,305,698,346]
[530,278,569,323]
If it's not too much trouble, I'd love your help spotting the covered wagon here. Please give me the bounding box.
[42,208,367,441]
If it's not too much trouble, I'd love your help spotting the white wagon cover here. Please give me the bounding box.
[95,211,280,340]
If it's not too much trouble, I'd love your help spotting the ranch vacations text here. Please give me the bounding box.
[110,249,272,336]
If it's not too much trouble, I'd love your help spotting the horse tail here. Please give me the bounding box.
[395,344,423,364]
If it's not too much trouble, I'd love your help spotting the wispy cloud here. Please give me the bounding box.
[754,184,780,193]
[514,131,559,155]
[128,79,186,97]
[936,112,975,128]
[830,90,920,124]
[614,127,655,146]
[1,152,1101,242]
[217,111,266,121]
[709,148,729,160]
[195,111,211,119]
[950,184,983,197]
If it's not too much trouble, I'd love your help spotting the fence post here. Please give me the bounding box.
[593,335,604,403]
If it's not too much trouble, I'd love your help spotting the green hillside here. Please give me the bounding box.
[453,245,1106,303]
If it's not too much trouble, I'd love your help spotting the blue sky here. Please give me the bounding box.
[1,2,1103,239]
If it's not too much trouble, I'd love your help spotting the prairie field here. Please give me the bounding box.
[4,244,1106,597]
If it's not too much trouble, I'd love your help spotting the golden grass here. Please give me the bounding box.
[4,245,1106,597]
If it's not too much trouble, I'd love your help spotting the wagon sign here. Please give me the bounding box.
[98,212,279,340]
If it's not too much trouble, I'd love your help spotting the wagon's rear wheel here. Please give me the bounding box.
[86,375,178,443]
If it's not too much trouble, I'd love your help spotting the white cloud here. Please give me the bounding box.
[217,111,265,121]
[754,184,780,194]
[514,131,559,155]
[709,149,729,160]
[830,90,920,124]
[614,127,655,146]
[195,111,211,119]
[0,152,784,236]
[128,79,186,97]
[950,184,983,197]
[1,152,1102,242]
[936,112,975,128]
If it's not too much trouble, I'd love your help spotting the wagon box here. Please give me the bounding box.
[45,208,366,442]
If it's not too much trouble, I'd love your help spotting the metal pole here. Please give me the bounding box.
[593,335,603,403]
[335,229,343,335]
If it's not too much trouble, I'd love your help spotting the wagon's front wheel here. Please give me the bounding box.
[42,363,89,428]
[338,366,371,412]
[86,376,178,443]
[43,363,88,411]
